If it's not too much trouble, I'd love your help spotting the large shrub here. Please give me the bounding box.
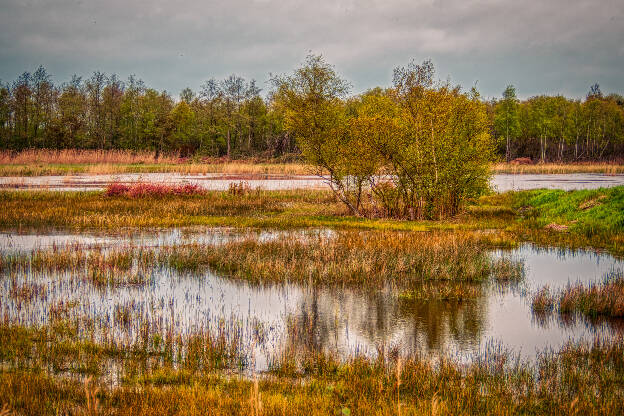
[273,56,493,219]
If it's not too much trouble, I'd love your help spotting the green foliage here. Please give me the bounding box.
[274,57,493,219]
[271,55,374,215]
[0,69,288,158]
[494,91,624,162]
[1,65,624,162]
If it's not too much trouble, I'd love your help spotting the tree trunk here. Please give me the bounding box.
[505,120,510,162]
[226,128,231,158]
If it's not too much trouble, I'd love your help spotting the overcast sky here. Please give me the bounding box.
[1,0,623,99]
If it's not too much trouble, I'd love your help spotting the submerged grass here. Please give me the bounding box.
[398,282,483,301]
[1,246,154,288]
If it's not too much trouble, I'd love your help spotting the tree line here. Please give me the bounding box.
[0,67,294,158]
[0,64,623,162]
[491,84,624,162]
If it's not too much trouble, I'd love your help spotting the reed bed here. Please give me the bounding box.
[493,162,624,174]
[1,150,623,176]
[0,149,181,165]
[0,161,313,176]
[0,149,312,176]
[1,231,523,287]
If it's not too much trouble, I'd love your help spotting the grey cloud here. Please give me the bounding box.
[0,0,622,99]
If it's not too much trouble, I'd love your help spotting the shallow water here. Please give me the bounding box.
[1,172,623,191]
[1,229,622,373]
[0,228,335,253]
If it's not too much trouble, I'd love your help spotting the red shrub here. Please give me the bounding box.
[105,183,131,196]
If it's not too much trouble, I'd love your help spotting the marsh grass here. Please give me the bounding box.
[0,189,340,230]
[8,280,47,303]
[1,150,622,177]
[0,235,620,415]
[0,149,312,176]
[1,231,523,288]
[531,273,624,319]
[1,180,623,413]
[1,322,623,415]
[0,319,248,383]
[1,187,622,255]
[531,286,555,313]
[160,231,511,285]
[1,246,154,288]
[559,272,624,318]
[492,162,624,174]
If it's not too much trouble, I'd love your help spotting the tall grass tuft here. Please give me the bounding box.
[531,273,624,319]
[531,286,555,313]
[559,272,624,318]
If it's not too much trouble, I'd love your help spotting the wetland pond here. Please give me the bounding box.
[1,172,624,191]
[1,228,623,377]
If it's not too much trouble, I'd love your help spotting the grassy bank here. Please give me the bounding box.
[0,321,623,415]
[1,186,622,254]
[506,187,624,253]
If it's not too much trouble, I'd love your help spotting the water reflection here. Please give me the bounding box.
[1,236,623,371]
[0,227,335,253]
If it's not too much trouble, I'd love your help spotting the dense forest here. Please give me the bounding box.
[0,65,623,162]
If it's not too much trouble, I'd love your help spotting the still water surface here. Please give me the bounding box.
[1,172,623,191]
[1,229,622,372]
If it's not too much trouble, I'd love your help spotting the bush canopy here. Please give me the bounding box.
[272,55,494,219]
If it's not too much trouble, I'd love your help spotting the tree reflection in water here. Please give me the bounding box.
[282,284,489,359]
